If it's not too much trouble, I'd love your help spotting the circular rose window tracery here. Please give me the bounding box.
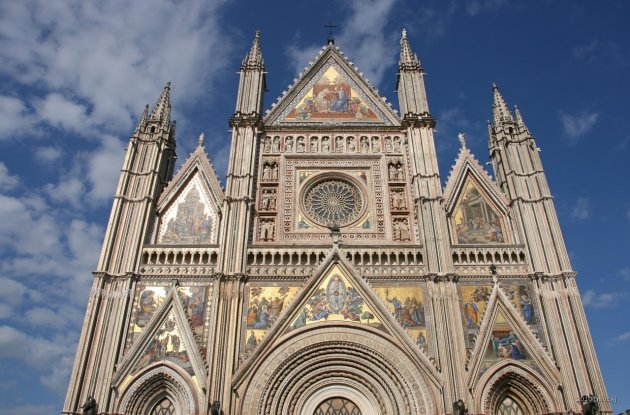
[302,177,364,227]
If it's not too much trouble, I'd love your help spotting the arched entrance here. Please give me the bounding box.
[236,324,436,415]
[117,365,199,415]
[476,363,559,415]
[313,397,362,415]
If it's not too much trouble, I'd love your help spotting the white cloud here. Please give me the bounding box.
[618,267,630,281]
[573,39,625,66]
[570,197,590,221]
[0,95,34,140]
[582,290,627,308]
[0,0,231,137]
[34,146,63,164]
[0,162,20,191]
[616,331,630,342]
[286,0,398,88]
[35,93,89,132]
[560,111,599,142]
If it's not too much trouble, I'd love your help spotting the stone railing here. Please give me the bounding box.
[140,245,220,276]
[451,245,529,275]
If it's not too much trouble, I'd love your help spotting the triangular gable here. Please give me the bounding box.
[113,287,207,389]
[465,284,559,389]
[234,249,440,386]
[265,45,399,126]
[155,142,224,245]
[444,147,511,244]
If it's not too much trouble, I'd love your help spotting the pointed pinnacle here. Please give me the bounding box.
[150,82,172,126]
[458,132,467,149]
[492,83,513,125]
[242,30,264,70]
[487,120,496,148]
[514,105,530,133]
[135,104,149,132]
[197,132,205,147]
[399,28,421,69]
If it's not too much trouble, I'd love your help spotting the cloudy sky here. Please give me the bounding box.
[1,0,628,413]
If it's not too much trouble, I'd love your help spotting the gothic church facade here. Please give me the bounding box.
[64,30,609,415]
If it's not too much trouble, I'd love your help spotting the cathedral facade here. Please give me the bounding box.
[63,30,610,415]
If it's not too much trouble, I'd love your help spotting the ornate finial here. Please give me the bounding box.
[197,132,205,147]
[458,132,467,149]
[150,82,172,127]
[399,28,421,69]
[492,83,514,125]
[324,22,337,45]
[242,30,264,70]
[514,105,530,134]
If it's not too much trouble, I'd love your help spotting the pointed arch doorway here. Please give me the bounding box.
[300,385,376,415]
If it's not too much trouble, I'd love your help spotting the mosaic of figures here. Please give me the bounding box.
[158,176,217,244]
[374,286,428,351]
[477,312,541,379]
[460,283,538,348]
[452,180,506,244]
[285,66,380,122]
[244,285,300,352]
[261,134,404,154]
[127,284,211,351]
[289,268,381,333]
[131,311,194,377]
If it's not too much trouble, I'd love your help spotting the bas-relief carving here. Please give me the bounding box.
[452,180,505,244]
[258,219,276,241]
[285,66,379,122]
[158,176,216,244]
[244,285,299,352]
[289,269,381,332]
[374,286,428,351]
[259,189,277,211]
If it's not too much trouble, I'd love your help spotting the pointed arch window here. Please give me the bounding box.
[313,397,362,415]
[496,396,524,415]
[150,397,175,415]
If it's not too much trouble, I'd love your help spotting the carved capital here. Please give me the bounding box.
[229,111,263,128]
[401,113,436,128]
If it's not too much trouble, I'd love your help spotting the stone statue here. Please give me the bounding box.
[262,164,271,180]
[81,395,97,415]
[272,136,280,152]
[452,399,468,415]
[272,163,279,180]
[263,137,271,152]
[269,191,276,210]
[210,400,221,415]
[261,191,270,210]
[580,395,599,415]
[285,136,293,152]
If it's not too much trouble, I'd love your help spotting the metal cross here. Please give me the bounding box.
[325,22,337,44]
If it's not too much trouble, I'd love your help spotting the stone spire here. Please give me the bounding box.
[492,83,514,125]
[399,28,421,70]
[514,105,530,134]
[241,30,264,70]
[197,132,205,147]
[150,82,172,126]
[134,104,149,133]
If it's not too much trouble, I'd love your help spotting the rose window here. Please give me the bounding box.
[303,178,364,227]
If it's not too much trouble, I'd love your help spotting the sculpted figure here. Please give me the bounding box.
[81,396,97,415]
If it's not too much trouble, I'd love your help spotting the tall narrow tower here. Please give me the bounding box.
[64,84,176,412]
[396,30,465,406]
[489,85,609,411]
[213,31,266,411]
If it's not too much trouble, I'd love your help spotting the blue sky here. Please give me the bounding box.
[0,0,628,413]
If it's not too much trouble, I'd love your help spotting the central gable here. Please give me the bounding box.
[265,46,399,126]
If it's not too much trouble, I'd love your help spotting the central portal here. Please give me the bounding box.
[313,397,362,415]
